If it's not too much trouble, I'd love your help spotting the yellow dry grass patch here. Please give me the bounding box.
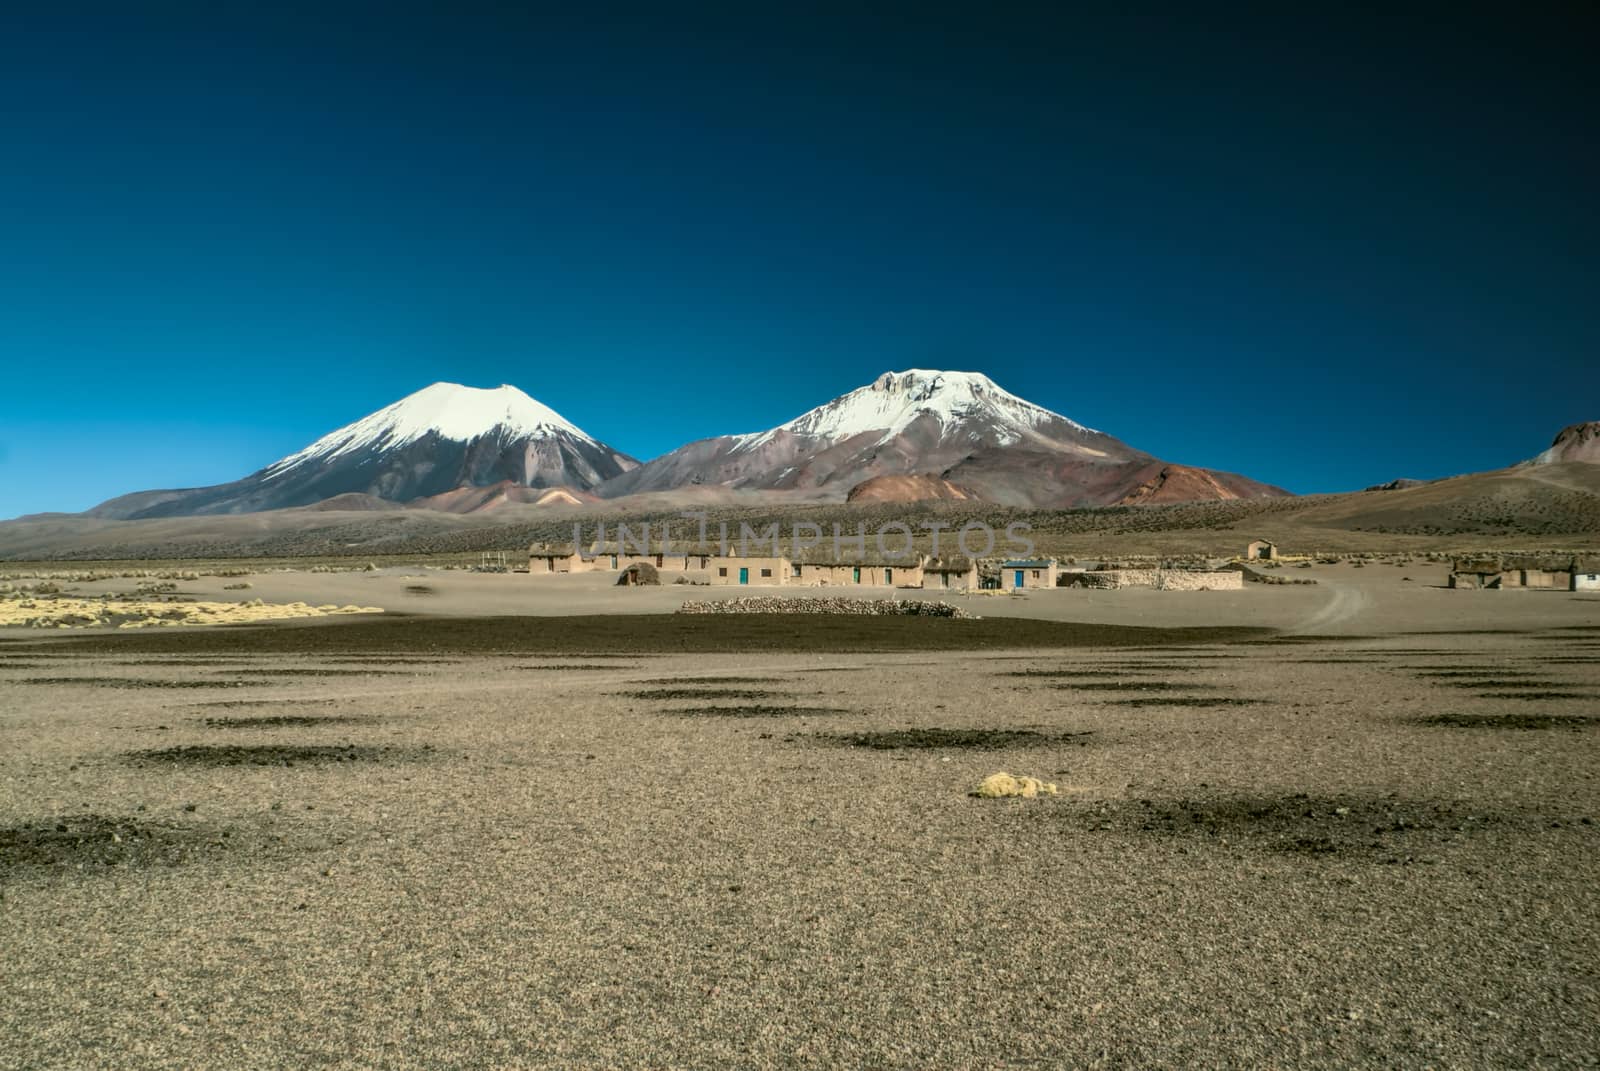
[0,598,384,630]
[974,772,1059,799]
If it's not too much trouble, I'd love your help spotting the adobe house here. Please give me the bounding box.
[789,552,926,588]
[1449,554,1584,590]
[1575,559,1600,591]
[923,556,978,591]
[1245,539,1279,561]
[1001,559,1058,590]
[607,548,715,575]
[527,544,590,574]
[1510,554,1575,590]
[708,555,791,586]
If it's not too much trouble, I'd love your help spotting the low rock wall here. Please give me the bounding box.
[677,597,971,618]
[1156,570,1244,591]
[1069,569,1241,591]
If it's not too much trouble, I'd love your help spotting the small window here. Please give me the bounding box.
[1033,570,1040,579]
[791,563,802,577]
[718,567,727,577]
[760,568,772,578]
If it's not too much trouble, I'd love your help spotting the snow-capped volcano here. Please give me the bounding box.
[738,369,1091,451]
[263,382,595,478]
[596,368,1284,506]
[88,383,637,519]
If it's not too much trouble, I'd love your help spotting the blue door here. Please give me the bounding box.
[1014,570,1024,588]
[738,567,749,585]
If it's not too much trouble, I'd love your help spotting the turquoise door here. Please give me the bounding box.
[853,567,861,583]
[885,568,893,585]
[1014,570,1024,588]
[738,567,749,585]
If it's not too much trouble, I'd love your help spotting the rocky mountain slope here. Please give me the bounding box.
[1523,422,1600,466]
[845,474,984,504]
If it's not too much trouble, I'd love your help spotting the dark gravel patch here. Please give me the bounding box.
[1475,691,1598,701]
[635,676,788,685]
[124,744,437,767]
[1107,696,1265,708]
[1418,713,1596,731]
[1412,669,1540,678]
[110,659,257,667]
[1054,793,1548,862]
[198,715,379,729]
[513,664,632,671]
[659,705,855,718]
[320,656,459,665]
[1052,681,1213,692]
[817,727,1092,750]
[1434,678,1574,689]
[186,697,342,709]
[16,677,267,689]
[224,667,414,677]
[1235,635,1382,646]
[622,688,789,701]
[41,615,1276,656]
[0,815,243,878]
[999,669,1166,679]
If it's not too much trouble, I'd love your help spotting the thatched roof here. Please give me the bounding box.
[616,562,661,586]
[924,556,976,572]
[1501,553,1578,572]
[784,548,923,568]
[1452,553,1595,574]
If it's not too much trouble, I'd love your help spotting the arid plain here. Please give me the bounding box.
[2,563,1598,1069]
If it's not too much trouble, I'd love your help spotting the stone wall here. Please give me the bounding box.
[1070,569,1240,591]
[1075,569,1161,589]
[1155,570,1243,591]
[677,596,970,618]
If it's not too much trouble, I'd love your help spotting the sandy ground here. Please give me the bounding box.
[1,572,1598,1068]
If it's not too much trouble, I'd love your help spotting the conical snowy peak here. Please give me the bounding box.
[264,382,592,476]
[86,382,637,518]
[599,367,1187,505]
[746,369,1091,449]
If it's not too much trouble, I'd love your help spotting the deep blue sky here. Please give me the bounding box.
[3,4,1596,518]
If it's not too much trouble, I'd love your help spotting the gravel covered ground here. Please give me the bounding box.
[2,612,1599,1068]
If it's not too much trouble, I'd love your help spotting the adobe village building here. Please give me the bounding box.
[527,542,1244,592]
[1449,554,1600,591]
[1001,559,1058,590]
[528,544,715,575]
[924,557,979,591]
[527,542,974,590]
[1245,539,1279,561]
[710,551,927,588]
